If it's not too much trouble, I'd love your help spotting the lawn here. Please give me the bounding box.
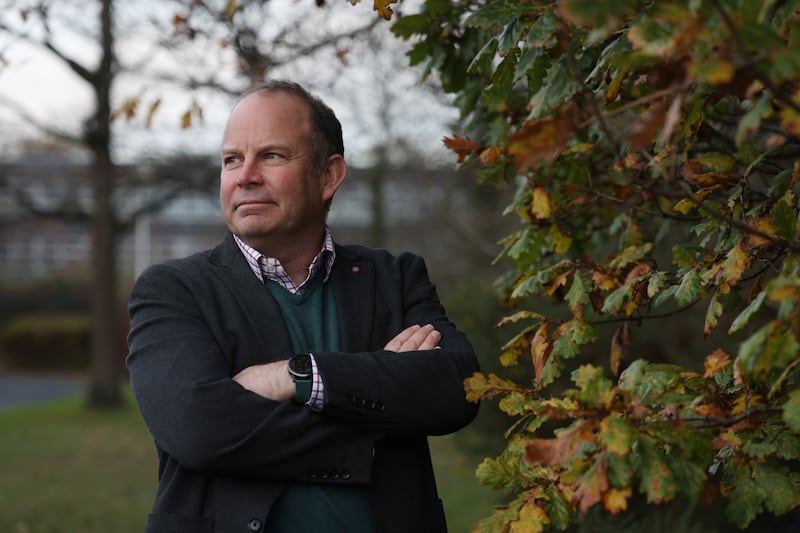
[0,391,500,533]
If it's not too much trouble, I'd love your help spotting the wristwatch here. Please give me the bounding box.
[287,353,313,405]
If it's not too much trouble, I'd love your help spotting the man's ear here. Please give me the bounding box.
[321,154,347,203]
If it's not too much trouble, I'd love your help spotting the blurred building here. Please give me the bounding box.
[0,155,505,283]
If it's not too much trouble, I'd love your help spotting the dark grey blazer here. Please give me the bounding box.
[126,233,480,533]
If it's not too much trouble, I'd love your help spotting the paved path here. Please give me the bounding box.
[0,373,86,411]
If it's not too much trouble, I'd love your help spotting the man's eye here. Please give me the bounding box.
[223,155,240,166]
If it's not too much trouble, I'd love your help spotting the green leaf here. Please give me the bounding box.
[599,414,636,456]
[391,13,430,39]
[772,190,797,242]
[736,91,773,145]
[484,51,518,107]
[529,59,581,117]
[783,389,800,434]
[726,464,763,528]
[729,290,767,334]
[635,437,679,503]
[543,483,573,529]
[674,269,704,306]
[566,271,590,316]
[572,365,614,407]
[466,0,539,30]
[753,463,800,515]
[704,289,724,336]
[609,243,653,271]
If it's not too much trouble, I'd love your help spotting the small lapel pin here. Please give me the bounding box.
[352,266,360,274]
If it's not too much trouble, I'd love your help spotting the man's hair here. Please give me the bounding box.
[238,80,344,175]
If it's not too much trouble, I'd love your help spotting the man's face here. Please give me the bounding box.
[219,92,332,253]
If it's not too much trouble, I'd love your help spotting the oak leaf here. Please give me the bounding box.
[603,487,632,515]
[373,0,398,20]
[704,348,731,378]
[443,135,481,163]
[524,421,597,466]
[508,113,575,171]
[572,457,609,514]
[464,372,521,402]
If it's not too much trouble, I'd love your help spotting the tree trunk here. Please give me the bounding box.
[86,0,122,408]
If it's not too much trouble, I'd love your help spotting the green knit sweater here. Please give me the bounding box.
[263,271,375,533]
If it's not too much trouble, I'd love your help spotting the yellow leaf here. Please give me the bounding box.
[112,97,138,122]
[689,58,735,85]
[731,393,763,415]
[532,187,553,219]
[672,198,694,215]
[531,322,551,389]
[720,241,748,285]
[603,487,632,515]
[145,98,161,129]
[768,284,800,303]
[373,0,398,20]
[704,348,731,378]
[464,372,520,402]
[743,217,777,248]
[592,271,618,291]
[221,0,238,19]
[551,225,573,254]
[510,502,550,533]
[181,110,192,129]
[479,145,504,164]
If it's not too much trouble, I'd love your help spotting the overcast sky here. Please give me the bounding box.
[0,0,458,168]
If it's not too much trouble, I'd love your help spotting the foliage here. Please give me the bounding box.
[0,313,92,370]
[357,0,800,530]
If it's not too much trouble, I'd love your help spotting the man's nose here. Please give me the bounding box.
[236,159,263,187]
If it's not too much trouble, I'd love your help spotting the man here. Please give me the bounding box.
[126,80,480,533]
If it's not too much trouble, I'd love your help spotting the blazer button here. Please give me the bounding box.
[331,470,340,480]
[248,518,263,531]
[308,468,319,479]
[342,470,351,480]
[376,401,385,412]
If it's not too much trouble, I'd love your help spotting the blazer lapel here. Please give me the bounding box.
[207,234,293,359]
[331,246,375,353]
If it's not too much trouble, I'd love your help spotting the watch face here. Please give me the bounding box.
[289,353,313,377]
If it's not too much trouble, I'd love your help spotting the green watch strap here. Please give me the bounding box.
[294,378,312,404]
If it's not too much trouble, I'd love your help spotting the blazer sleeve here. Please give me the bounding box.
[313,251,481,436]
[126,259,375,482]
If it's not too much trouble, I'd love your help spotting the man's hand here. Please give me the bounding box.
[233,360,294,401]
[384,324,441,352]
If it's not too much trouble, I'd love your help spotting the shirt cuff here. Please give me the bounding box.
[307,353,325,411]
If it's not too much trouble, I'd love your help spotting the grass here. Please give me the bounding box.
[0,390,500,533]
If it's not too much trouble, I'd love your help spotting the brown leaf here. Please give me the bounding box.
[626,100,667,151]
[508,113,575,171]
[610,323,630,376]
[573,456,609,514]
[373,0,398,20]
[442,135,481,163]
[524,421,597,466]
[531,322,552,390]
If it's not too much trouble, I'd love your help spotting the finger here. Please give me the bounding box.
[416,328,441,350]
[397,324,439,352]
[384,325,421,351]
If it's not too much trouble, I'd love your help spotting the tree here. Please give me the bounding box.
[358,0,800,530]
[0,0,392,407]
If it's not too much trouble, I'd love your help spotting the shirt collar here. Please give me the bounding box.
[233,228,336,293]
